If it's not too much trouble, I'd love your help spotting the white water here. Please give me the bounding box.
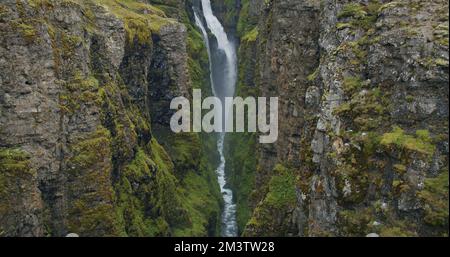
[216,135,237,237]
[194,1,238,237]
[194,12,216,97]
[200,0,237,99]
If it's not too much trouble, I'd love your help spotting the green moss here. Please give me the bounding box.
[418,171,449,229]
[0,148,33,176]
[433,23,449,46]
[186,21,210,91]
[149,127,222,236]
[343,76,363,94]
[29,0,53,10]
[242,27,259,43]
[333,82,387,133]
[378,1,403,13]
[333,102,351,115]
[68,200,120,236]
[338,2,380,31]
[10,1,56,44]
[381,126,435,156]
[186,18,211,92]
[338,208,374,236]
[225,132,256,233]
[114,130,213,237]
[60,73,100,114]
[243,165,297,236]
[66,127,122,236]
[392,179,403,189]
[68,127,111,169]
[92,0,175,43]
[393,164,407,174]
[350,40,369,60]
[379,226,416,237]
[265,165,297,207]
[236,0,250,37]
[124,18,152,44]
[115,148,174,236]
[336,22,353,30]
[148,138,192,228]
[0,147,36,236]
[361,132,382,157]
[61,33,82,57]
[307,67,319,81]
[405,95,414,103]
[237,0,259,39]
[163,133,202,175]
[435,58,449,67]
[174,171,221,236]
[437,38,449,46]
[0,4,7,15]
[338,3,367,19]
[11,20,37,42]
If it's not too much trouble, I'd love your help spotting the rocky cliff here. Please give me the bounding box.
[0,0,221,237]
[0,0,448,237]
[227,0,448,237]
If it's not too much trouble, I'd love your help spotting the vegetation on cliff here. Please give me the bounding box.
[0,0,223,237]
[0,0,448,237]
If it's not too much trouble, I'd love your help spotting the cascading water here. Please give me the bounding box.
[194,1,238,237]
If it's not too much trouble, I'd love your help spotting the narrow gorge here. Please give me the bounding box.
[193,0,238,236]
[0,0,448,237]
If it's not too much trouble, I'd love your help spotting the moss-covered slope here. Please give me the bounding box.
[0,0,221,237]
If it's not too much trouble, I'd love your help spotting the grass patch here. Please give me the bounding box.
[381,126,435,156]
[92,0,176,43]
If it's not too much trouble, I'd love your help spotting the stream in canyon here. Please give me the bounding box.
[194,0,238,237]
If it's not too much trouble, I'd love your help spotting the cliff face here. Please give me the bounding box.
[231,0,448,237]
[0,0,448,238]
[0,0,221,237]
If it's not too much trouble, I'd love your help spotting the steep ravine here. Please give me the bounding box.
[0,0,448,238]
[193,0,239,237]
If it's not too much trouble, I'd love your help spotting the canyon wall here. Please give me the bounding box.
[0,0,448,237]
[0,0,221,237]
[228,0,448,236]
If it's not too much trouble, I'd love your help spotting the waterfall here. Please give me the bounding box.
[199,0,236,99]
[193,1,238,237]
[193,12,216,97]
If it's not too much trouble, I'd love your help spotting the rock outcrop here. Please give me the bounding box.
[227,0,448,237]
[0,0,221,237]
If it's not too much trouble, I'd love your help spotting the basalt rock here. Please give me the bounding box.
[233,0,449,237]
